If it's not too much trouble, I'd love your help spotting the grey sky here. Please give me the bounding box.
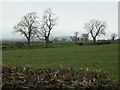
[1,2,118,40]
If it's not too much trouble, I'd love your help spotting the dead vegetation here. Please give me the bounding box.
[2,65,120,90]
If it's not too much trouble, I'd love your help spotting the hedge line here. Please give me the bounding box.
[2,65,120,90]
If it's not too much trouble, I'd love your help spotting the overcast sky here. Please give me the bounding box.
[1,2,118,40]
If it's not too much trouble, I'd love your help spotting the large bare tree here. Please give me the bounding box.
[13,12,39,47]
[37,8,57,48]
[84,19,106,43]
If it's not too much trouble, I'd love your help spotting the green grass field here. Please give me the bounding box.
[2,44,118,79]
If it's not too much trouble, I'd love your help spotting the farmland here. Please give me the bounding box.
[2,43,118,79]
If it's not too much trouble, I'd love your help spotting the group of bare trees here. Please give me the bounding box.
[14,9,117,48]
[70,32,89,43]
[71,19,117,44]
[13,8,57,48]
[72,19,106,44]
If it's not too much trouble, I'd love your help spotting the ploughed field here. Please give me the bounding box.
[2,44,118,79]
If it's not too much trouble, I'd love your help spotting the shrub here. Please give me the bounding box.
[15,42,24,48]
[76,43,84,46]
[2,65,120,90]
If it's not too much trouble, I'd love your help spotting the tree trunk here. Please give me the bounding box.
[45,37,49,48]
[112,37,115,42]
[27,38,30,48]
[93,37,96,44]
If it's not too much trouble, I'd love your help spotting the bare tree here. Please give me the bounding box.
[111,33,117,41]
[13,12,39,47]
[37,8,57,48]
[84,19,106,43]
[70,32,79,43]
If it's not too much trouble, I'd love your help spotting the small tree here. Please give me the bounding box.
[13,12,39,47]
[111,33,117,41]
[70,32,79,43]
[37,8,57,48]
[84,19,106,43]
[81,33,89,43]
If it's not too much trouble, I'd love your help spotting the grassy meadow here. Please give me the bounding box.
[2,43,118,79]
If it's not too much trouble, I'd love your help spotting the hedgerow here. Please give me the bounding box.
[2,65,120,90]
